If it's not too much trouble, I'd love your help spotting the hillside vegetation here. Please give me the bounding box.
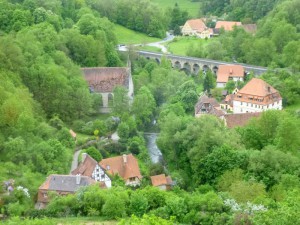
[151,0,201,18]
[0,0,299,224]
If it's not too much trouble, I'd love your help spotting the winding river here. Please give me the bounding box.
[144,133,163,164]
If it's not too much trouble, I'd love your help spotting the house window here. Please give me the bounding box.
[129,177,135,182]
[101,174,105,180]
[43,193,48,198]
[240,102,242,105]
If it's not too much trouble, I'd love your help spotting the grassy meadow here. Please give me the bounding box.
[150,0,201,18]
[165,36,213,56]
[114,24,160,45]
[54,217,116,225]
[137,45,162,52]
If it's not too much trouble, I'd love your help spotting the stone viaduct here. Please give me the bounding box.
[137,51,268,75]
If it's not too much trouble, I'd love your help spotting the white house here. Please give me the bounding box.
[72,153,112,188]
[233,78,282,113]
[99,154,142,187]
[216,65,245,88]
[181,19,212,39]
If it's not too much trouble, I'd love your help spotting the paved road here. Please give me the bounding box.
[118,32,174,53]
[146,32,174,53]
[70,148,80,173]
[69,134,120,173]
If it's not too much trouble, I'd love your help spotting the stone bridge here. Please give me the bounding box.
[137,51,268,75]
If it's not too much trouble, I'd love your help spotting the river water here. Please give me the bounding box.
[144,133,163,163]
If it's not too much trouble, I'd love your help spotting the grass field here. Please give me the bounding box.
[138,45,162,53]
[114,24,160,45]
[165,36,213,56]
[54,217,117,225]
[285,101,300,112]
[151,0,201,18]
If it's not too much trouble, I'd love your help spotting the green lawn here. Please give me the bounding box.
[285,101,300,112]
[114,24,160,45]
[53,217,117,225]
[138,45,162,53]
[165,36,213,56]
[150,0,201,18]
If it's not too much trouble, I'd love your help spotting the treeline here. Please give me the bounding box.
[131,58,300,224]
[87,0,189,38]
[187,0,300,70]
[0,0,124,215]
[200,0,283,22]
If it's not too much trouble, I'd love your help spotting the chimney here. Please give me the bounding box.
[76,174,81,185]
[123,154,127,164]
[82,153,87,162]
[267,86,271,93]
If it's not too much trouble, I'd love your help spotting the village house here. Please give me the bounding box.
[181,19,213,39]
[216,65,245,88]
[220,88,239,111]
[81,66,133,113]
[99,154,142,186]
[233,78,282,113]
[150,174,173,191]
[195,93,224,117]
[36,174,95,209]
[71,153,112,188]
[220,93,234,111]
[215,21,242,32]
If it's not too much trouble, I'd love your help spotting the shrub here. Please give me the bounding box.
[102,195,126,219]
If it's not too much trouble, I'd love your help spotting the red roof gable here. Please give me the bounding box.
[99,154,142,180]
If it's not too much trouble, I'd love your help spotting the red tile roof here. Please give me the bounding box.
[71,154,98,177]
[150,174,173,187]
[233,78,282,105]
[217,65,245,83]
[238,78,278,96]
[81,67,130,93]
[99,154,142,180]
[215,21,242,31]
[186,19,207,33]
[223,112,261,128]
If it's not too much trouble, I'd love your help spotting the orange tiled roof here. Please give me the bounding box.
[217,65,244,83]
[186,19,207,33]
[150,174,172,187]
[233,78,282,105]
[238,78,278,96]
[71,154,98,177]
[215,21,242,31]
[224,112,261,128]
[99,154,142,180]
[81,67,130,93]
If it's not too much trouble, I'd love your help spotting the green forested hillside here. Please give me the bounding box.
[0,0,123,215]
[0,0,300,224]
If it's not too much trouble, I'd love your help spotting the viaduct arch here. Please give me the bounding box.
[137,51,268,75]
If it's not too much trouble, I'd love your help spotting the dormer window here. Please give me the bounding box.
[106,165,110,170]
